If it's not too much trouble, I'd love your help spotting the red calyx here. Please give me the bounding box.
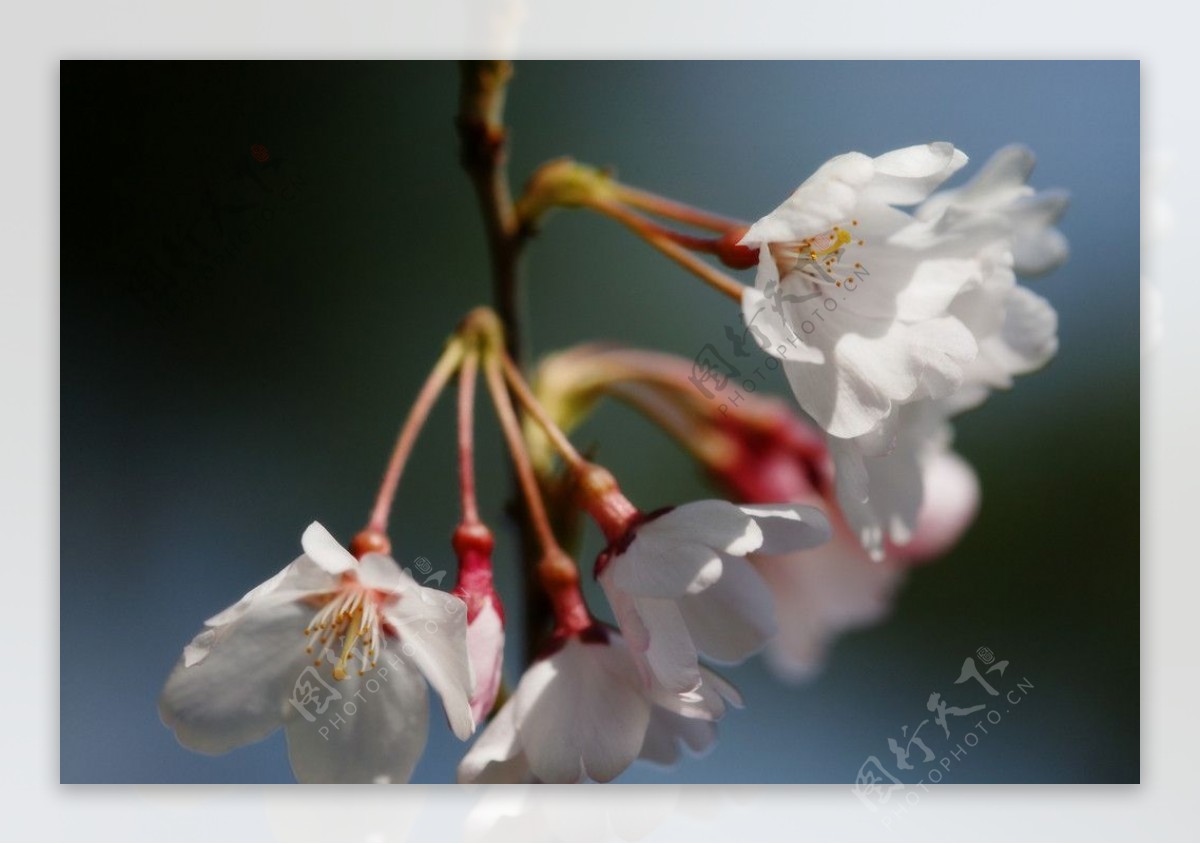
[714,227,759,270]
[592,505,676,579]
[350,529,392,559]
[451,522,503,624]
[712,409,832,504]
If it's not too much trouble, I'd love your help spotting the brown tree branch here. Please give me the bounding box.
[455,61,549,664]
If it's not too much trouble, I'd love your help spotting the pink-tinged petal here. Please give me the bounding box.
[649,664,743,720]
[300,522,357,575]
[753,521,905,682]
[638,707,718,767]
[465,598,505,723]
[678,555,776,663]
[159,600,314,755]
[898,450,980,564]
[740,504,832,554]
[283,659,429,783]
[514,639,651,783]
[607,534,724,599]
[633,596,703,696]
[384,579,474,740]
[602,578,650,654]
[457,699,531,784]
[640,500,765,557]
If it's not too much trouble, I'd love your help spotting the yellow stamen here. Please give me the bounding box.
[332,607,365,681]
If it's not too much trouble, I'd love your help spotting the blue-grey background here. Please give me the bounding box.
[60,61,1139,784]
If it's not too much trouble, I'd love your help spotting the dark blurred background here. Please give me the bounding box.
[60,61,1139,784]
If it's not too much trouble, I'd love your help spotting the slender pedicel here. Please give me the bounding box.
[457,348,482,526]
[357,338,465,553]
[586,198,748,302]
[498,350,588,471]
[483,350,591,637]
[610,181,748,233]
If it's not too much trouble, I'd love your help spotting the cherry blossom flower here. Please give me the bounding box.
[159,522,474,784]
[707,400,977,678]
[742,145,1064,559]
[738,142,987,440]
[591,494,831,697]
[457,627,740,783]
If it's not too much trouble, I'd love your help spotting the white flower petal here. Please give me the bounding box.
[954,144,1036,205]
[284,659,429,784]
[640,500,765,556]
[300,522,357,575]
[638,707,717,767]
[741,285,825,365]
[740,152,874,245]
[837,315,977,409]
[1013,223,1069,277]
[160,600,314,754]
[386,578,475,740]
[607,534,724,599]
[457,700,531,784]
[739,504,832,554]
[515,639,651,783]
[356,552,405,592]
[649,664,743,720]
[632,596,703,696]
[202,556,337,630]
[605,581,650,654]
[862,143,968,206]
[678,556,777,663]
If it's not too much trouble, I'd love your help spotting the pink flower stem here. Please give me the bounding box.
[498,350,587,471]
[586,198,748,302]
[364,340,464,538]
[483,352,591,638]
[456,349,482,527]
[611,182,747,233]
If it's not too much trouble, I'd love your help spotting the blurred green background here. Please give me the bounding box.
[60,61,1139,783]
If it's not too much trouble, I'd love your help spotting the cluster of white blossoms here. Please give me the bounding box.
[158,138,1066,785]
[738,143,1065,560]
[457,489,832,783]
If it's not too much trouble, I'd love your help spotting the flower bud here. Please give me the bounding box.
[451,523,505,723]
